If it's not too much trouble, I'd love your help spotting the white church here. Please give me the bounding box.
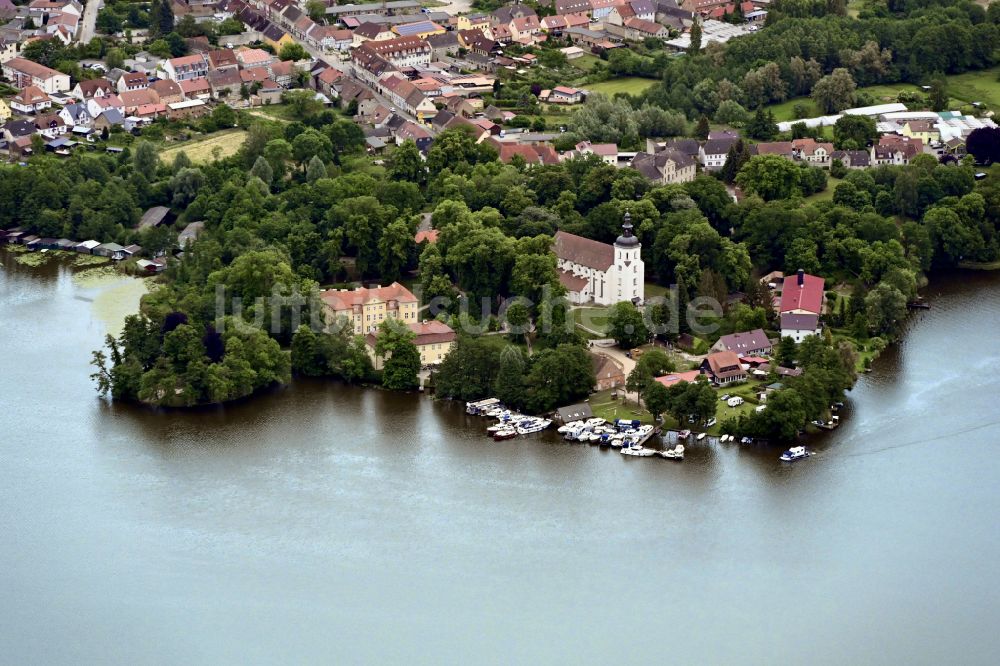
[553,212,645,306]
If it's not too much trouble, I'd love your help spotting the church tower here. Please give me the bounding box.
[613,211,645,304]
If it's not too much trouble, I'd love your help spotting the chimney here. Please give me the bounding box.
[797,269,805,286]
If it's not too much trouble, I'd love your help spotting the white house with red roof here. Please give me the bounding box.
[779,269,825,316]
[364,320,456,370]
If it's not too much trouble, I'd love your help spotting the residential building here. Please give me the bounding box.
[58,102,91,127]
[364,320,456,370]
[792,137,834,166]
[711,329,772,357]
[10,85,51,114]
[321,282,420,335]
[0,97,9,123]
[163,54,209,82]
[830,149,870,169]
[546,86,584,104]
[592,353,626,390]
[116,71,149,92]
[361,35,432,67]
[699,136,737,170]
[700,351,747,385]
[630,147,697,184]
[574,140,618,166]
[352,21,396,46]
[779,269,825,316]
[780,312,821,344]
[33,113,66,138]
[2,57,71,93]
[553,214,644,306]
[72,78,115,100]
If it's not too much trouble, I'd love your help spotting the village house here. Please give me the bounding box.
[321,282,420,335]
[33,112,65,138]
[553,214,644,306]
[780,312,821,344]
[545,86,584,104]
[509,15,542,43]
[58,101,91,127]
[830,149,870,169]
[72,78,114,100]
[10,85,51,114]
[0,97,10,123]
[901,119,938,145]
[119,88,160,114]
[699,135,738,170]
[179,77,212,99]
[750,141,794,159]
[380,74,437,120]
[116,71,149,92]
[792,137,834,166]
[162,54,209,82]
[364,319,456,370]
[711,329,772,357]
[612,17,670,41]
[872,134,922,165]
[701,351,747,386]
[779,269,825,316]
[352,21,396,46]
[149,79,183,105]
[2,57,71,93]
[630,147,697,184]
[0,37,16,65]
[574,140,618,165]
[592,353,626,391]
[491,139,561,165]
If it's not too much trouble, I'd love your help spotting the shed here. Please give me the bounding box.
[556,403,593,423]
[177,221,204,247]
[75,239,101,253]
[138,206,172,230]
[94,242,126,259]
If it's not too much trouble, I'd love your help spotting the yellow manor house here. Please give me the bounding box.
[321,282,419,335]
[320,283,455,368]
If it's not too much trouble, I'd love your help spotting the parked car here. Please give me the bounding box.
[719,394,730,402]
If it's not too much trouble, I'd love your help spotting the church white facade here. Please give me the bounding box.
[553,214,644,306]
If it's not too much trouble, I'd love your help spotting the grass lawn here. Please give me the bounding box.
[804,176,843,204]
[583,77,657,97]
[160,129,247,164]
[571,54,603,73]
[573,306,612,335]
[644,281,670,299]
[589,388,656,424]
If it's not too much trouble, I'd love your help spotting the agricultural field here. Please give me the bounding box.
[160,129,247,164]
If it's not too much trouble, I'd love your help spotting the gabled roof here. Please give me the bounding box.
[779,271,825,314]
[780,312,819,331]
[553,230,614,271]
[705,351,744,378]
[322,282,418,312]
[715,329,771,354]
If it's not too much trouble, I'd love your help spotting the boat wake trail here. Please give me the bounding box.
[842,419,1000,459]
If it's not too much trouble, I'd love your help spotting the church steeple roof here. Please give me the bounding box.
[614,210,640,248]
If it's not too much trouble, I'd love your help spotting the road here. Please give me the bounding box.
[77,0,102,44]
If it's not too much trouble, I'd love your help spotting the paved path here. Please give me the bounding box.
[78,0,102,44]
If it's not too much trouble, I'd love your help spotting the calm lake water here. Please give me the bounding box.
[2,250,1000,665]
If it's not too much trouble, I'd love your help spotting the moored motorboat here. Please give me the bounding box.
[660,444,684,459]
[493,428,517,441]
[621,444,656,456]
[678,429,691,440]
[780,446,810,462]
[696,432,706,441]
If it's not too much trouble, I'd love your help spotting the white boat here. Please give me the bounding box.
[585,418,606,427]
[487,424,506,433]
[466,398,500,414]
[780,446,810,462]
[517,419,552,435]
[493,428,517,441]
[660,444,684,460]
[696,432,706,441]
[621,445,656,457]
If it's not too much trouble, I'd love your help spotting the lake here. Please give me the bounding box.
[2,250,999,665]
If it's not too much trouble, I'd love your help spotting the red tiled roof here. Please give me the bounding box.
[321,282,418,312]
[415,229,439,243]
[554,230,614,271]
[779,272,825,314]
